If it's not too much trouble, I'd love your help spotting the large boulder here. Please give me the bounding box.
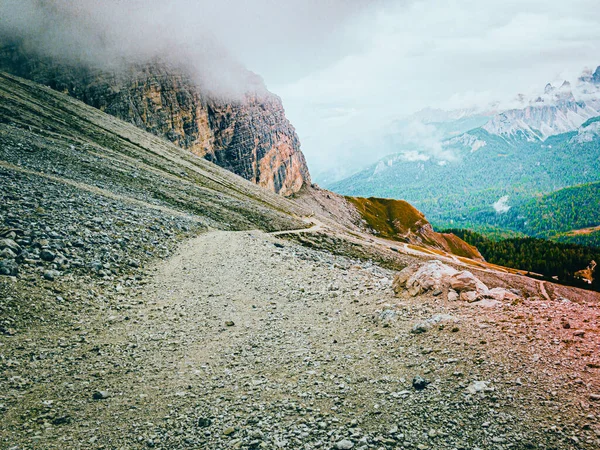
[487,287,521,302]
[393,260,521,304]
[393,260,458,297]
[449,271,488,294]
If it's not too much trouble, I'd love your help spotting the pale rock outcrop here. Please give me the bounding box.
[393,260,521,306]
[393,260,458,297]
[449,271,488,294]
[460,291,481,303]
[471,298,503,308]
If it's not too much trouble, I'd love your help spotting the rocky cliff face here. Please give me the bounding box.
[0,43,310,195]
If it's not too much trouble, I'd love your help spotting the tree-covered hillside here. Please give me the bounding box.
[495,182,600,238]
[446,229,599,291]
[331,119,600,231]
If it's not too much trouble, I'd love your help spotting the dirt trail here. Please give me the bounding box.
[2,230,600,449]
[270,219,325,235]
[539,280,552,301]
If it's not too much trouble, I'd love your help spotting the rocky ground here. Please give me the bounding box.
[2,229,599,449]
[1,71,600,450]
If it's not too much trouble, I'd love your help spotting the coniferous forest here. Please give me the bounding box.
[446,229,600,291]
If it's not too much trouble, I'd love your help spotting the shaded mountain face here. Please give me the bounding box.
[0,43,311,196]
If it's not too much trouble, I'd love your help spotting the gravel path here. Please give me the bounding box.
[3,230,599,449]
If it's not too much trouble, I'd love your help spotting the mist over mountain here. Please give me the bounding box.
[2,2,600,448]
[331,64,600,245]
[0,0,385,99]
[0,1,323,195]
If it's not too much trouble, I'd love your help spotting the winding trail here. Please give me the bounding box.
[539,280,552,301]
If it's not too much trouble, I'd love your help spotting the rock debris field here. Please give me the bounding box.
[2,229,600,449]
[1,71,600,449]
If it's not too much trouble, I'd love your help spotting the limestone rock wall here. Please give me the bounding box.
[0,44,311,196]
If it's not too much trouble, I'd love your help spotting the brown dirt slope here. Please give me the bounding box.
[346,196,484,261]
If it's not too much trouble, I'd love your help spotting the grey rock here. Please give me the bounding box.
[412,376,430,390]
[197,417,212,427]
[0,259,18,276]
[43,269,61,281]
[40,250,56,261]
[0,248,17,259]
[335,439,354,449]
[92,390,110,400]
[0,238,20,253]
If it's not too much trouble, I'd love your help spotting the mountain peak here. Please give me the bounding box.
[560,80,571,89]
[578,65,600,85]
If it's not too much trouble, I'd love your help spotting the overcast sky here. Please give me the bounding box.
[251,0,600,174]
[3,0,600,175]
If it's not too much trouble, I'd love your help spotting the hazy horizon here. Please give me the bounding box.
[2,0,600,178]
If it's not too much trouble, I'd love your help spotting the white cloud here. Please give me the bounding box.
[270,0,600,175]
[493,196,511,214]
[2,0,599,176]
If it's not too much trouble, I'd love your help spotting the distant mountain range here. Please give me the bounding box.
[330,65,600,245]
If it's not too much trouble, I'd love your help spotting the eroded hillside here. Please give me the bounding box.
[0,43,311,196]
[1,72,600,449]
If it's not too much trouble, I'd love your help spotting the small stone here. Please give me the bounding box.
[590,394,600,402]
[447,289,459,301]
[40,250,56,262]
[411,323,429,334]
[223,426,236,436]
[43,269,61,281]
[92,390,110,400]
[335,439,354,449]
[573,330,585,337]
[460,291,479,303]
[412,376,429,390]
[466,380,490,394]
[225,321,235,327]
[197,417,212,427]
